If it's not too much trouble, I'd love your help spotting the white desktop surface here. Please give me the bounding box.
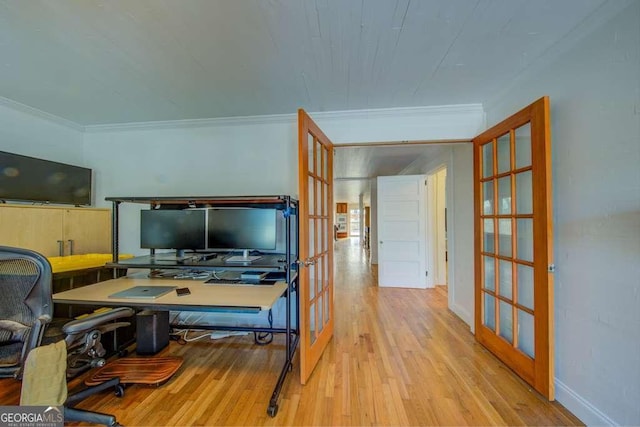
[53,276,287,311]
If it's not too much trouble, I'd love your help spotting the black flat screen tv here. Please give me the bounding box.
[0,150,92,205]
[140,209,207,251]
[207,208,277,251]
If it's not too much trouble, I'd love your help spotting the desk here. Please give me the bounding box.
[53,276,297,417]
[53,276,288,312]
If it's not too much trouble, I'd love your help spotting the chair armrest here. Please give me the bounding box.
[0,320,30,342]
[62,307,134,335]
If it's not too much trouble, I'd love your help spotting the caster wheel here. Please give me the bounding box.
[267,404,278,417]
[114,384,125,398]
[118,349,129,357]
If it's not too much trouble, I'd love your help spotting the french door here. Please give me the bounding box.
[298,109,334,384]
[473,97,555,399]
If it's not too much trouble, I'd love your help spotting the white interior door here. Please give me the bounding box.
[377,175,429,288]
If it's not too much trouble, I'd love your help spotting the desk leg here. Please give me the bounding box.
[266,275,299,417]
[268,333,299,417]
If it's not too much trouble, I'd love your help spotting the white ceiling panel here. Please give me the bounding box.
[334,144,450,204]
[0,0,608,125]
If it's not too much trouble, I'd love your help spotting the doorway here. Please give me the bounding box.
[349,208,360,237]
[429,166,448,289]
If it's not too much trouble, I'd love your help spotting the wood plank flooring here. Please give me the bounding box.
[0,238,583,426]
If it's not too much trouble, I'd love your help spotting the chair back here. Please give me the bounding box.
[0,246,53,376]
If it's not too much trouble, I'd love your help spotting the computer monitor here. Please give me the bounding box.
[207,208,277,252]
[140,209,206,253]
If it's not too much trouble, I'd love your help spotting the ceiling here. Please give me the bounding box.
[0,0,608,202]
[334,144,450,203]
[0,0,607,126]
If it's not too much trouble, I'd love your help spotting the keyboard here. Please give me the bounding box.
[204,278,273,286]
[204,278,243,285]
[225,255,262,262]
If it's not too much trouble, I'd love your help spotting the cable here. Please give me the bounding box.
[254,309,274,345]
[171,328,211,343]
[182,330,211,342]
[211,270,225,280]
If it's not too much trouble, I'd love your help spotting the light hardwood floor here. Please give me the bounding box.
[0,238,583,426]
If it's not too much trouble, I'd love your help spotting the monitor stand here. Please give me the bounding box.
[226,249,262,263]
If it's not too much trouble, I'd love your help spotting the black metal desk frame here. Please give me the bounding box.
[104,195,299,417]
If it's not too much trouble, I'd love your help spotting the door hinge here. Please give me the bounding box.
[425,270,429,277]
[548,264,556,273]
[425,179,427,186]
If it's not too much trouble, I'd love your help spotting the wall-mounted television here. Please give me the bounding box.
[0,151,92,205]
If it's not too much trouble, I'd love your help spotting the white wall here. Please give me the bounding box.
[400,146,475,327]
[314,104,483,143]
[0,99,85,177]
[484,2,640,425]
[83,105,484,255]
[449,145,474,328]
[83,118,299,254]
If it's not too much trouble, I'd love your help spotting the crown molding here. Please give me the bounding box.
[0,97,483,134]
[0,96,84,132]
[83,112,297,133]
[308,104,484,122]
[84,104,484,133]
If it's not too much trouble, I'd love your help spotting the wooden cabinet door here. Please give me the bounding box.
[0,205,64,256]
[63,209,111,254]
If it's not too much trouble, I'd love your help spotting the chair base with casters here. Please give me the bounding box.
[65,377,123,426]
[21,340,123,427]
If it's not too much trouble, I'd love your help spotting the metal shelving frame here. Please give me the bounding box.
[105,195,299,417]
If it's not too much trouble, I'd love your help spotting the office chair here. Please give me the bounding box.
[21,340,122,426]
[0,246,53,378]
[0,246,134,379]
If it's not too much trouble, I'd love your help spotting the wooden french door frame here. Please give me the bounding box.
[298,109,335,384]
[473,96,555,399]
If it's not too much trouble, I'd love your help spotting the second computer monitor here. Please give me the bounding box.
[207,208,277,251]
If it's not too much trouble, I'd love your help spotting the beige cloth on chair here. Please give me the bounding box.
[20,340,67,406]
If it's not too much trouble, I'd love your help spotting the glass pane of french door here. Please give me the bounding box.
[479,129,534,350]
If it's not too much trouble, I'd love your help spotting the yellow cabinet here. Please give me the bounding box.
[63,208,111,254]
[0,204,111,256]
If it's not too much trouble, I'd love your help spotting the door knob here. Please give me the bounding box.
[297,258,316,267]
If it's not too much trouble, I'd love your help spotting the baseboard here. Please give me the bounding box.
[555,379,618,426]
[450,303,473,331]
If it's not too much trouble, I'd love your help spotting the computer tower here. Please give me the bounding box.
[136,310,169,355]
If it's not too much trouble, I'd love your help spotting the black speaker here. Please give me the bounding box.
[136,310,169,355]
